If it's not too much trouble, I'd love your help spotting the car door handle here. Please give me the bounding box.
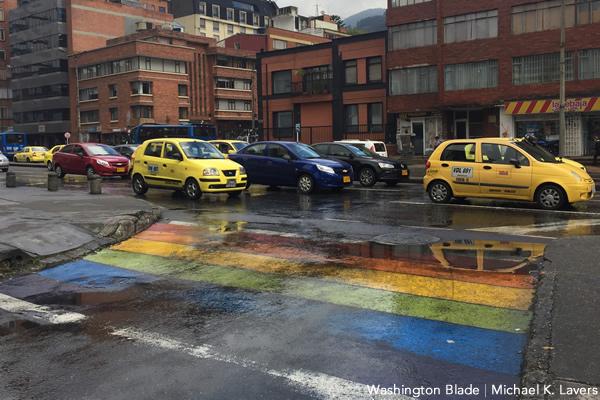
[441,163,449,168]
[483,166,492,170]
[163,164,167,167]
[143,161,147,165]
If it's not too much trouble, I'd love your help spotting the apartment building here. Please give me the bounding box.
[258,31,386,144]
[0,0,16,132]
[223,27,330,52]
[271,6,349,40]
[9,0,171,145]
[387,0,600,156]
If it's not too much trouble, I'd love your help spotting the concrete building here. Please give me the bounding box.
[0,0,16,132]
[387,0,600,156]
[171,0,277,42]
[271,6,349,40]
[258,31,386,144]
[69,29,257,143]
[223,27,330,52]
[9,0,171,145]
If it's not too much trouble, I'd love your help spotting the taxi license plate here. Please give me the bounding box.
[116,167,126,173]
[343,176,351,183]
[402,170,409,176]
[226,179,237,188]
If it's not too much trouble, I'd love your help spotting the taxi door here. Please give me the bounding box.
[160,142,186,188]
[438,142,480,196]
[141,142,164,186]
[479,143,532,199]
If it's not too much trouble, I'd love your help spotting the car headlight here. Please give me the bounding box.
[570,171,584,182]
[316,164,335,174]
[96,159,110,167]
[203,168,220,176]
[239,166,246,175]
[378,162,395,169]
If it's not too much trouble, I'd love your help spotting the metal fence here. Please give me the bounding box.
[260,124,398,145]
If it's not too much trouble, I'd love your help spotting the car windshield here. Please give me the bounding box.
[233,142,249,151]
[348,143,379,157]
[346,145,373,157]
[287,143,321,159]
[516,140,560,163]
[180,141,224,159]
[32,147,47,152]
[86,144,119,156]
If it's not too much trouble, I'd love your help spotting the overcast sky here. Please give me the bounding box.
[277,0,387,19]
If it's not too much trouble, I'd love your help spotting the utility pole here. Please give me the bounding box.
[559,0,567,156]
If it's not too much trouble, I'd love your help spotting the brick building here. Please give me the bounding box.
[223,27,330,52]
[0,0,16,132]
[69,29,257,143]
[258,31,386,144]
[9,0,171,145]
[387,0,600,156]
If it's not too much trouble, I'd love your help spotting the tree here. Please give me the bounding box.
[330,15,345,28]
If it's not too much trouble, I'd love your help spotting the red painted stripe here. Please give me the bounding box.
[526,101,537,114]
[513,101,524,114]
[540,100,552,113]
[585,97,598,112]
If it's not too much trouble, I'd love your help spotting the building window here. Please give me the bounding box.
[240,11,247,24]
[576,0,600,25]
[213,21,220,32]
[198,2,206,15]
[109,107,118,121]
[273,111,293,137]
[0,29,5,41]
[253,14,259,26]
[512,1,576,35]
[445,60,498,91]
[199,18,206,29]
[512,53,574,85]
[264,16,271,27]
[0,50,5,60]
[131,81,153,95]
[227,8,234,21]
[344,105,359,132]
[444,10,498,43]
[389,19,436,50]
[109,84,117,98]
[344,60,358,85]
[228,100,236,110]
[244,101,252,111]
[368,103,383,132]
[80,110,99,124]
[580,48,600,80]
[144,57,152,70]
[131,105,153,119]
[390,65,438,95]
[79,87,98,101]
[367,57,382,83]
[272,70,292,94]
[178,84,189,97]
[212,5,220,18]
[179,107,189,120]
[227,24,234,34]
[273,39,287,49]
[391,0,432,7]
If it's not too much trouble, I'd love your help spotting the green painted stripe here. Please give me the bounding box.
[85,250,531,333]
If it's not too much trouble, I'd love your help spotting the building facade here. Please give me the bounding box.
[258,31,386,144]
[223,27,330,52]
[0,0,17,132]
[9,0,171,145]
[171,0,277,42]
[387,0,600,156]
[271,6,348,40]
[69,29,257,143]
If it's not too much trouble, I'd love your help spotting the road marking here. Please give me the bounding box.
[0,293,86,325]
[168,221,198,226]
[324,218,362,223]
[471,219,600,236]
[111,327,413,400]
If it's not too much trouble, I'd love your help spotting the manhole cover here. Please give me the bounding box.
[373,232,440,246]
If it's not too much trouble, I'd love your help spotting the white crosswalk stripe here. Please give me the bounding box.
[0,293,86,325]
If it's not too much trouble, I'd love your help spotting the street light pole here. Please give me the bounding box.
[559,0,567,156]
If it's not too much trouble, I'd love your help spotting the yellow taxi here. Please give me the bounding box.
[209,140,249,157]
[45,145,64,170]
[131,139,248,200]
[424,138,595,210]
[14,146,48,163]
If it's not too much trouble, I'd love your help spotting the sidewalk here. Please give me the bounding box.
[0,186,160,278]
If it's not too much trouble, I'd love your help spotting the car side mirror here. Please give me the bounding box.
[510,158,521,169]
[174,153,183,161]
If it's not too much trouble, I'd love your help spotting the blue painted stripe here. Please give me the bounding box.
[39,260,159,291]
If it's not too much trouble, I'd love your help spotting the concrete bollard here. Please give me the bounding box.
[88,174,102,195]
[6,171,16,188]
[47,172,59,192]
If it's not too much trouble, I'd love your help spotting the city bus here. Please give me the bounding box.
[0,132,27,160]
[129,124,217,144]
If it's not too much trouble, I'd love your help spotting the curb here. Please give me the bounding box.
[9,162,47,169]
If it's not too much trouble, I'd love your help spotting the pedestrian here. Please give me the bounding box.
[594,136,600,165]
[433,135,444,149]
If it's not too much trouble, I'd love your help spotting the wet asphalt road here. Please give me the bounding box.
[2,167,600,399]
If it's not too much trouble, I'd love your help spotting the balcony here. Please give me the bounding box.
[292,79,333,95]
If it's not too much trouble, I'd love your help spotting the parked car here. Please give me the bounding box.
[53,143,130,179]
[312,142,409,187]
[131,139,248,200]
[113,144,139,159]
[424,138,595,210]
[45,145,64,171]
[229,141,354,194]
[0,151,9,172]
[209,140,249,157]
[335,140,388,158]
[13,146,48,163]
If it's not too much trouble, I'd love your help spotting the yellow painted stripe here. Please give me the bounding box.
[113,238,533,311]
[505,102,517,114]
[532,101,545,114]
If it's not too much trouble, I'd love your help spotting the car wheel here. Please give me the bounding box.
[359,167,376,187]
[428,180,452,203]
[54,165,65,178]
[298,174,315,194]
[47,161,53,171]
[184,178,202,200]
[86,166,96,178]
[385,181,399,187]
[535,184,565,210]
[132,174,148,195]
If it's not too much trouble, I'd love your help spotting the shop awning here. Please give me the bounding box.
[504,97,600,115]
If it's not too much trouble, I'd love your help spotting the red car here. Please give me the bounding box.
[53,143,130,178]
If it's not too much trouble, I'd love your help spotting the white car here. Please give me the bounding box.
[0,151,9,172]
[335,140,388,158]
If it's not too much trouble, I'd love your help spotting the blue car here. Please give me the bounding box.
[229,141,354,194]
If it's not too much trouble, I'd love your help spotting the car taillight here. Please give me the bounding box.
[425,161,431,169]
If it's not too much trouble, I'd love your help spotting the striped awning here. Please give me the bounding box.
[505,97,600,115]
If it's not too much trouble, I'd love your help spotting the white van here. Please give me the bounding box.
[335,140,388,158]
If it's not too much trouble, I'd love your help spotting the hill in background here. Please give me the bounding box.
[344,8,386,33]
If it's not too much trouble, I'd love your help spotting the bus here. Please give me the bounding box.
[129,124,217,144]
[0,132,27,160]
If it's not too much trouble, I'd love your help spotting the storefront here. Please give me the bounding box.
[394,112,442,156]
